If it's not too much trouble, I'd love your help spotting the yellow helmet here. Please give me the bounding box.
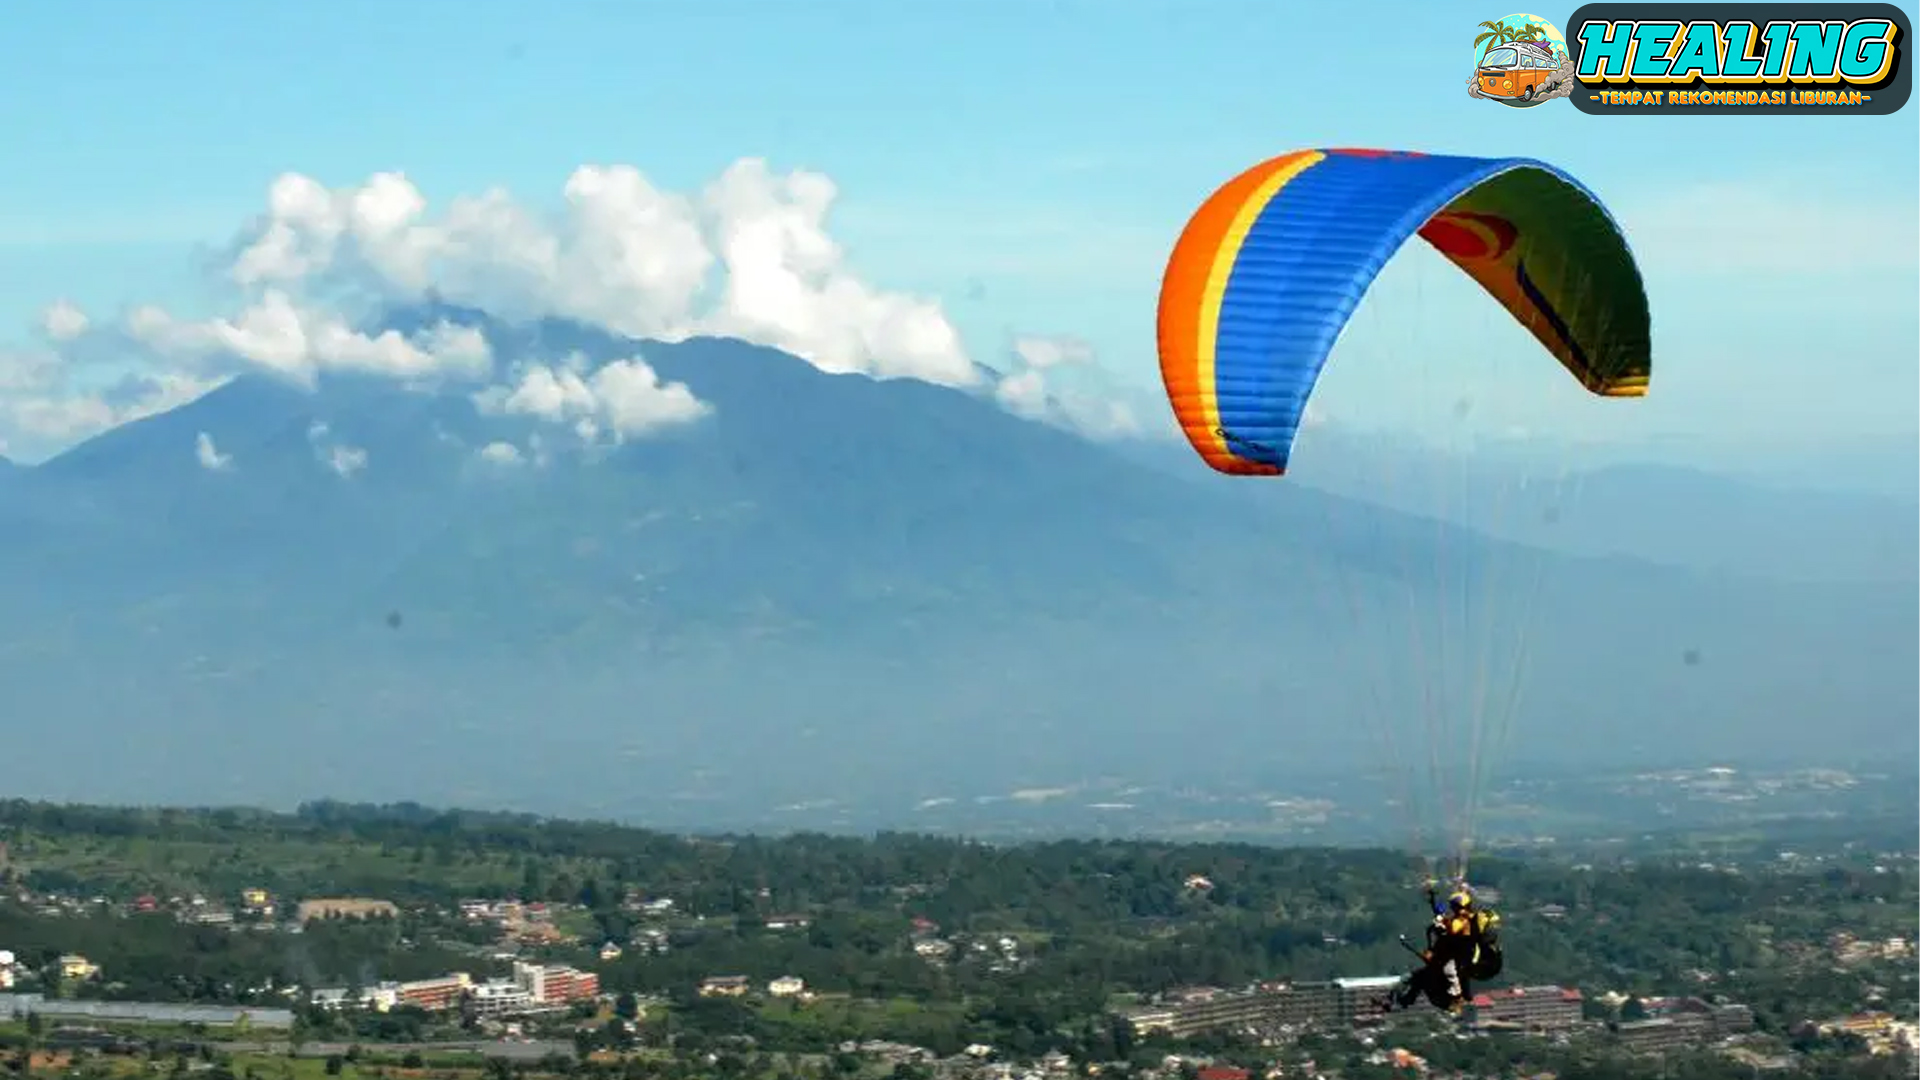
[1448,890,1473,912]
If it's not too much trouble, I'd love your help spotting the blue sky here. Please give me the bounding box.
[2,0,1915,488]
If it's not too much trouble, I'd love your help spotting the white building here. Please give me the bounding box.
[513,960,555,1002]
[768,976,805,997]
[310,985,401,1012]
[469,980,534,1017]
[510,960,597,1005]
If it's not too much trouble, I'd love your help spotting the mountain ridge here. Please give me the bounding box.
[0,313,1911,823]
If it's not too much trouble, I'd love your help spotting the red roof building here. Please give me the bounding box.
[1468,985,1582,1031]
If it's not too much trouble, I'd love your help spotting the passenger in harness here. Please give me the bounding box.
[1379,883,1502,1014]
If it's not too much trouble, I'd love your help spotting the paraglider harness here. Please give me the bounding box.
[1426,882,1503,980]
[1379,883,1503,1014]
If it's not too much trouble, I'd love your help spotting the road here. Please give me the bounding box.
[227,1040,575,1061]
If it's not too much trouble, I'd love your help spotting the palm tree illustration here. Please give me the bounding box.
[1473,19,1516,63]
[1510,22,1551,52]
[1474,18,1551,64]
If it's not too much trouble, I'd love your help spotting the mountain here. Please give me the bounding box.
[1116,430,1919,585]
[1491,461,1918,584]
[0,313,1913,829]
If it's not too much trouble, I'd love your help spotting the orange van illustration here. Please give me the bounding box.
[1477,40,1559,102]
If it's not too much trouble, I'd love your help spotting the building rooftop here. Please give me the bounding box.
[1474,985,1583,1003]
[1333,976,1401,990]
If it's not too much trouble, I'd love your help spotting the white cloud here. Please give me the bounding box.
[39,301,89,343]
[195,431,232,471]
[325,443,368,478]
[480,363,597,424]
[9,393,116,443]
[0,345,225,460]
[994,369,1048,418]
[592,358,709,436]
[1011,334,1095,369]
[2,156,1173,459]
[216,159,975,389]
[476,352,708,442]
[477,441,524,466]
[1067,398,1142,439]
[0,349,56,396]
[698,159,975,385]
[304,420,367,478]
[1621,182,1919,275]
[993,335,1146,441]
[128,291,493,387]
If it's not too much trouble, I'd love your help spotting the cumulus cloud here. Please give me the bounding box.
[1011,334,1095,370]
[479,362,595,425]
[40,301,89,343]
[216,159,975,388]
[475,353,708,443]
[476,441,524,466]
[305,420,368,478]
[993,335,1144,440]
[994,369,1048,418]
[325,444,368,478]
[1065,399,1143,440]
[128,291,493,387]
[195,431,232,471]
[0,345,225,459]
[0,156,1165,459]
[227,168,712,338]
[591,358,710,436]
[699,160,974,385]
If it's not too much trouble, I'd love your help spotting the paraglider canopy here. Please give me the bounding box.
[1150,146,1655,881]
[1156,147,1650,477]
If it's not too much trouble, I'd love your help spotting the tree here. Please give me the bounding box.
[614,992,640,1021]
[1472,19,1516,61]
[323,1056,344,1077]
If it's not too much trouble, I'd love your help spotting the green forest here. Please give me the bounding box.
[0,799,1913,1080]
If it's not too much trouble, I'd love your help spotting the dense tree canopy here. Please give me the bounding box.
[0,798,1912,1079]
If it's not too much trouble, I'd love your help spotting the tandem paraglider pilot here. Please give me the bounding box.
[1380,881,1504,1014]
[1154,145,1648,1020]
